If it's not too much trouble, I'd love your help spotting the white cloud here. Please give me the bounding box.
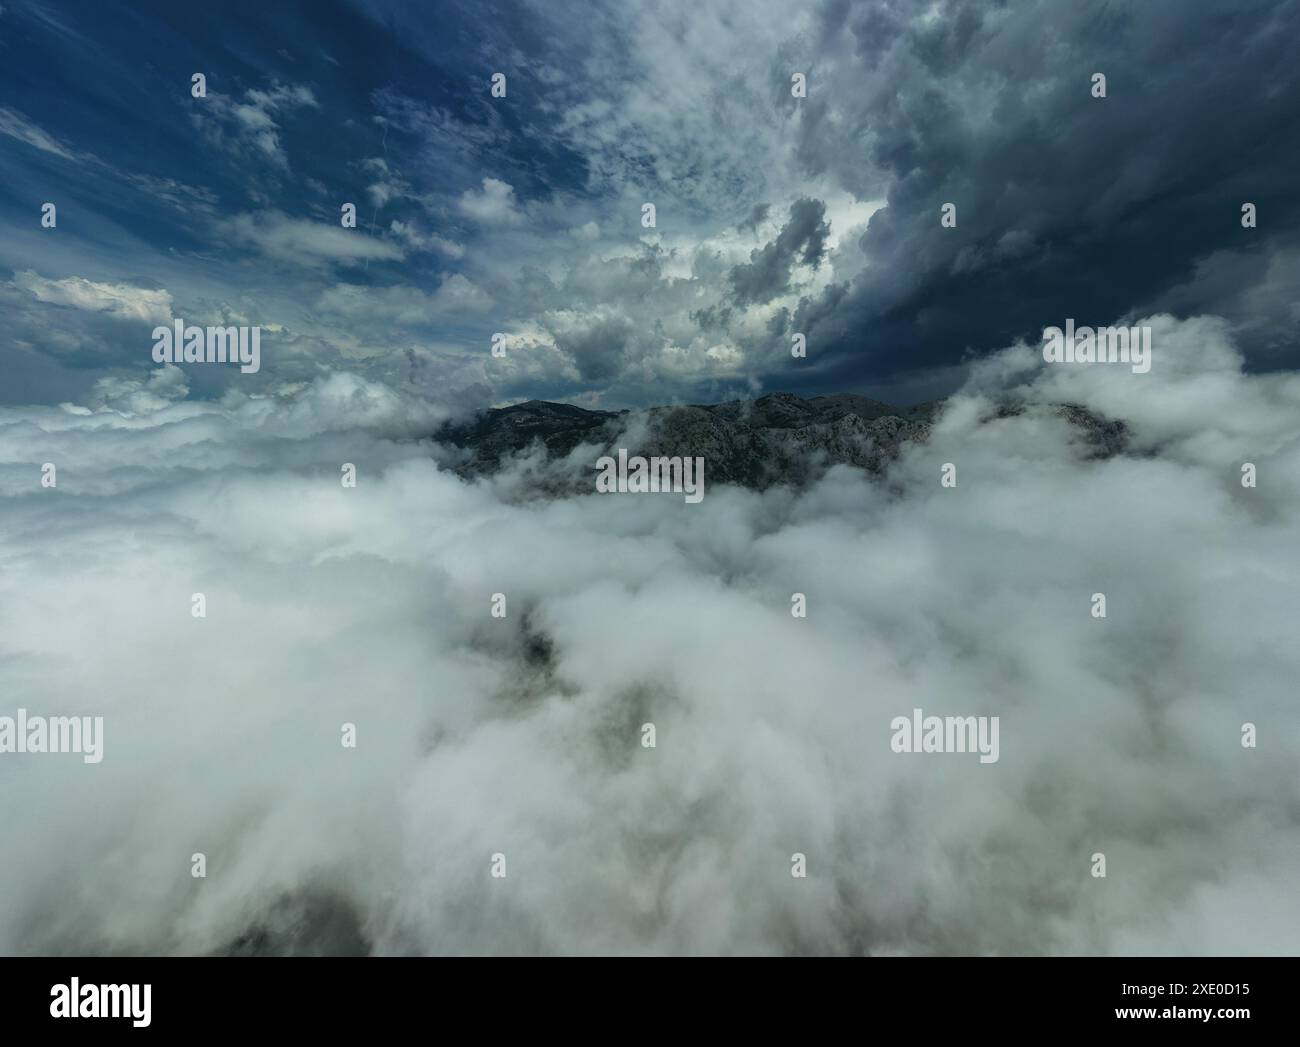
[0,318,1297,955]
[429,272,492,312]
[13,270,173,323]
[229,212,404,267]
[87,364,190,415]
[0,106,78,161]
[316,274,492,324]
[458,178,524,226]
[389,220,464,259]
[196,82,319,171]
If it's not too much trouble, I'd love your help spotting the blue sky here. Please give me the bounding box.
[2,0,1298,410]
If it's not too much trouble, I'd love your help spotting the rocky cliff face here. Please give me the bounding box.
[435,392,1128,493]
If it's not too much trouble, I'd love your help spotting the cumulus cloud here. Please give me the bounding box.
[1,316,1296,955]
[388,220,465,259]
[13,270,173,324]
[458,178,525,226]
[363,0,1300,402]
[543,307,635,382]
[85,364,190,415]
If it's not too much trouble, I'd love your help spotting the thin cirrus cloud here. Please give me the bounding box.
[0,106,81,162]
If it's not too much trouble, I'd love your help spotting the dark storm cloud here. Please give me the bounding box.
[788,0,1300,389]
[560,314,634,381]
[729,198,830,306]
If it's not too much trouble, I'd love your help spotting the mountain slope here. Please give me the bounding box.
[436,392,1127,491]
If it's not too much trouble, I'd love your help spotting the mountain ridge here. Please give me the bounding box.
[436,391,1128,491]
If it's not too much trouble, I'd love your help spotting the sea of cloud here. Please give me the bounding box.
[1,314,1297,955]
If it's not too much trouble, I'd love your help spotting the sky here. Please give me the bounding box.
[2,0,1298,410]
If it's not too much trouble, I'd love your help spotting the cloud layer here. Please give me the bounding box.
[1,316,1296,955]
